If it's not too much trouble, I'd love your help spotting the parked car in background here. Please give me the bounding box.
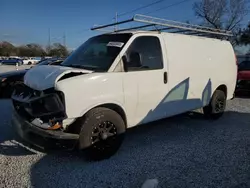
[22,57,41,65]
[0,57,10,60]
[0,58,23,66]
[0,58,64,98]
[237,55,250,64]
[235,60,250,94]
[41,56,53,61]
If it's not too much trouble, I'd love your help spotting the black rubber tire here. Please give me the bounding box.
[78,107,126,161]
[28,62,32,65]
[203,90,226,120]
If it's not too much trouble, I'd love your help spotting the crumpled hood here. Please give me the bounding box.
[24,65,92,91]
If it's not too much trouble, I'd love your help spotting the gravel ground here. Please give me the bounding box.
[0,65,31,73]
[0,98,250,188]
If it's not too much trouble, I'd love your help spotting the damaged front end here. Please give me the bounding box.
[11,84,79,150]
[12,84,66,129]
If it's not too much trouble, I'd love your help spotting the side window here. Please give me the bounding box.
[125,36,163,71]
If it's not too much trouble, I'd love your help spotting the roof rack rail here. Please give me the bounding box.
[91,14,233,39]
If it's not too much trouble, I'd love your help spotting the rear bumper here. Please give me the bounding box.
[11,109,79,150]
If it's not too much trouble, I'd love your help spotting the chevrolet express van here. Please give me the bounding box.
[11,23,237,160]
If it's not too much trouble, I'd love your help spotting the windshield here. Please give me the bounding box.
[61,33,132,72]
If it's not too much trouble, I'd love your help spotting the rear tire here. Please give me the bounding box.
[78,107,126,161]
[28,62,32,65]
[203,90,226,120]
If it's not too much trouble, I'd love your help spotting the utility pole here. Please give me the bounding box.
[63,32,66,47]
[48,28,51,51]
[114,12,118,31]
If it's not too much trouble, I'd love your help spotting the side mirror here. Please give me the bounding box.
[129,51,142,69]
[122,55,128,72]
[122,51,142,72]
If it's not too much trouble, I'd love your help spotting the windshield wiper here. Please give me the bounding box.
[64,64,90,69]
[65,64,101,71]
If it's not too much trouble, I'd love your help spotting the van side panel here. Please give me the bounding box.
[162,33,236,115]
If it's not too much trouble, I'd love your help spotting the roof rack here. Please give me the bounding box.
[91,14,233,39]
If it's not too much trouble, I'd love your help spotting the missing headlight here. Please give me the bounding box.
[30,94,65,117]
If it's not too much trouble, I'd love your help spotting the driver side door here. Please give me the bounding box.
[122,35,169,127]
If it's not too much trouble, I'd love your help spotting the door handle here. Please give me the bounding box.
[163,72,168,84]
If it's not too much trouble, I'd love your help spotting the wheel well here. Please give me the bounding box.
[66,103,127,134]
[97,103,127,128]
[216,85,227,97]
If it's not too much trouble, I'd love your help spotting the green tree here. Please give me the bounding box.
[0,41,17,56]
[48,43,69,57]
[26,43,46,57]
[239,23,250,45]
[17,43,46,57]
[17,45,29,57]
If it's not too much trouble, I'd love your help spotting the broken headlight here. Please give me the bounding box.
[29,94,65,117]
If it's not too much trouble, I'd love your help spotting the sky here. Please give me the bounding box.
[1,0,249,50]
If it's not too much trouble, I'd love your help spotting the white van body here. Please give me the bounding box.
[22,31,237,129]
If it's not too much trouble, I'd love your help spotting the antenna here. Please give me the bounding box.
[63,32,66,47]
[48,28,51,50]
[114,12,118,31]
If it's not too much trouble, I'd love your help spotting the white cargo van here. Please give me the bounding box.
[11,15,237,160]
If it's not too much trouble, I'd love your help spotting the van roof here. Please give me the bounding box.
[107,30,159,35]
[92,14,233,40]
[101,30,227,42]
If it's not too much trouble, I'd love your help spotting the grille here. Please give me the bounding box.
[12,100,33,121]
[12,84,66,122]
[13,83,42,99]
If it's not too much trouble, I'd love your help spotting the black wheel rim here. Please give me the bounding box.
[91,121,117,151]
[215,96,225,113]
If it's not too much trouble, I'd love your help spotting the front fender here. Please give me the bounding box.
[78,101,126,118]
[55,73,125,119]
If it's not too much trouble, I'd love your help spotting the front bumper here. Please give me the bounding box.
[11,109,79,150]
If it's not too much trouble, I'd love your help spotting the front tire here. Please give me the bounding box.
[203,90,226,120]
[28,62,32,65]
[78,107,126,161]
